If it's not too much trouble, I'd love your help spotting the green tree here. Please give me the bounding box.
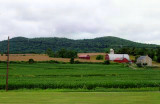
[46,48,54,57]
[96,55,104,60]
[28,59,35,64]
[70,57,74,64]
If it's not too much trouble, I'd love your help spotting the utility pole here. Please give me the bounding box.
[6,36,9,92]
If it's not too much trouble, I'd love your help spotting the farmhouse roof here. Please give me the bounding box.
[137,56,147,60]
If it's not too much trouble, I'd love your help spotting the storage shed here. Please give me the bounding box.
[78,55,90,60]
[136,55,152,66]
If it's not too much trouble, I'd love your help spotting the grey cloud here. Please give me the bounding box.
[0,0,160,44]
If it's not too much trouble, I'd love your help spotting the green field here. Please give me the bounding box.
[0,63,160,90]
[0,92,160,104]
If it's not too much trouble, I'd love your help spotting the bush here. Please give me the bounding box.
[1,53,3,56]
[70,57,74,64]
[137,63,147,67]
[136,63,142,67]
[28,59,35,64]
[143,63,148,66]
[96,55,104,60]
[74,60,81,64]
[104,60,110,65]
[157,55,160,63]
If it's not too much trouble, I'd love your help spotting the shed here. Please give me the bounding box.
[136,55,152,66]
[78,55,90,60]
[114,58,129,63]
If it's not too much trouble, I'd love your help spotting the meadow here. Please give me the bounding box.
[0,63,160,91]
[0,92,160,104]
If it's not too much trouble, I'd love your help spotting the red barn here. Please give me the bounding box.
[114,58,129,63]
[78,55,90,60]
[105,54,130,63]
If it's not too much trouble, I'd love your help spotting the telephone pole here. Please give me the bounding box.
[6,36,9,92]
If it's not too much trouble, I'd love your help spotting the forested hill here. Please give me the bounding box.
[0,36,159,53]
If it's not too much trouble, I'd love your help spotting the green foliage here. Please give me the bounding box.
[135,55,140,61]
[28,59,34,64]
[136,63,148,67]
[96,55,104,60]
[46,48,55,57]
[103,60,110,65]
[136,63,142,67]
[0,36,158,54]
[0,63,160,90]
[157,55,160,63]
[74,60,80,64]
[143,63,148,66]
[1,53,3,56]
[57,49,77,58]
[70,57,74,64]
[46,48,77,58]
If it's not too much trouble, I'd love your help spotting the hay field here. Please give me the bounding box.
[0,54,104,62]
[0,53,136,62]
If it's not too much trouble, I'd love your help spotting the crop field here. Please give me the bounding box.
[0,92,160,104]
[0,63,160,90]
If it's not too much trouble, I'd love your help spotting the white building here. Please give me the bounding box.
[105,49,130,63]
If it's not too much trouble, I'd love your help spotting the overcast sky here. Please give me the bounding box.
[0,0,160,44]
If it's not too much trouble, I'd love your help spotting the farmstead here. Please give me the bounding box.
[105,49,130,63]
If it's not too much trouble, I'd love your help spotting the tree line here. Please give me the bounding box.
[117,47,160,62]
[0,36,159,54]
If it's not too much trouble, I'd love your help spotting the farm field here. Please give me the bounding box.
[0,63,160,90]
[0,92,160,104]
[0,54,104,62]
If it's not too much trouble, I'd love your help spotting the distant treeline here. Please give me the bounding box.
[0,36,159,54]
[46,48,77,58]
[117,47,160,62]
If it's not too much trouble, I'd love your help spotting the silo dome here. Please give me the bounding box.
[110,49,114,54]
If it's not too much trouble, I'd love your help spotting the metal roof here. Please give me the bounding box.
[137,56,146,60]
[108,54,130,61]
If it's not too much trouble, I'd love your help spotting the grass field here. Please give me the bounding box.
[0,63,160,90]
[0,92,160,104]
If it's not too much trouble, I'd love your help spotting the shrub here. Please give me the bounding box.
[74,60,81,64]
[143,63,148,66]
[137,63,147,67]
[104,60,110,65]
[28,59,35,64]
[157,55,160,63]
[136,63,142,67]
[96,55,104,60]
[70,57,74,64]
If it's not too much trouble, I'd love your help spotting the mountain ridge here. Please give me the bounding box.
[0,36,159,53]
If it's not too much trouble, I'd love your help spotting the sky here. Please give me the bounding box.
[0,0,160,44]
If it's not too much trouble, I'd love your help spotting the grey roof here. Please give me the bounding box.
[137,56,146,60]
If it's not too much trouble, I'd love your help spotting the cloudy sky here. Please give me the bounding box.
[0,0,160,44]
